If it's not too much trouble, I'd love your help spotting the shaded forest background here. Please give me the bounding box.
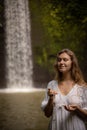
[29,0,87,86]
[0,0,87,87]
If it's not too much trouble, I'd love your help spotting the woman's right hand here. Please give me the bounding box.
[48,88,58,97]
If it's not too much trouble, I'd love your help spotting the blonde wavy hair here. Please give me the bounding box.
[54,48,86,86]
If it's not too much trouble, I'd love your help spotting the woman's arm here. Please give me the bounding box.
[44,95,54,117]
[75,106,87,120]
[65,105,87,120]
[44,89,58,117]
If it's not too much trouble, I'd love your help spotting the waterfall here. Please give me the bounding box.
[4,0,33,89]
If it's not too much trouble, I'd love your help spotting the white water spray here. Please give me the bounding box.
[4,0,33,89]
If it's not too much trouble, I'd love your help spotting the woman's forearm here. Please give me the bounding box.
[44,96,54,117]
[76,107,87,120]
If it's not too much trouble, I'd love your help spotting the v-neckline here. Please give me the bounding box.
[57,83,77,97]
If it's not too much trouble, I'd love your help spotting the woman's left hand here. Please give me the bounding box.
[64,104,80,112]
[64,104,87,120]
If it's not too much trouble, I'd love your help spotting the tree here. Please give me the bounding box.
[30,0,87,81]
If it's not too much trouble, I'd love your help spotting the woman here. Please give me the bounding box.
[41,48,87,130]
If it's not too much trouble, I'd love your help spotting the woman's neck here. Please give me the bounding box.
[60,72,73,82]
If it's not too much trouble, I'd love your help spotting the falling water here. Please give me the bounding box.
[4,0,33,89]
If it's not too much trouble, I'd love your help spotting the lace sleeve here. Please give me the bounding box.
[82,87,87,110]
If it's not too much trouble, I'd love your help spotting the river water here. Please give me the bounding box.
[0,90,49,130]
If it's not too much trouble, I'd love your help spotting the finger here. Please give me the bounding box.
[64,105,69,110]
[64,105,67,109]
[64,105,68,110]
[48,88,51,92]
[48,89,54,96]
[69,105,78,109]
[48,89,52,94]
[52,90,58,94]
[69,107,75,111]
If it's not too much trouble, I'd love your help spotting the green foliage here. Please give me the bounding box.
[29,0,87,76]
[0,0,4,27]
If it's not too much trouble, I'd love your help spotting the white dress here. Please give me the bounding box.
[41,80,87,130]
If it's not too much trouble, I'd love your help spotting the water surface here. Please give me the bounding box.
[0,91,49,130]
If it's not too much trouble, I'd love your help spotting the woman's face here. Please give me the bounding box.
[57,52,72,73]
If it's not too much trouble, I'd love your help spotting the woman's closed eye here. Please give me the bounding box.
[57,58,69,62]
